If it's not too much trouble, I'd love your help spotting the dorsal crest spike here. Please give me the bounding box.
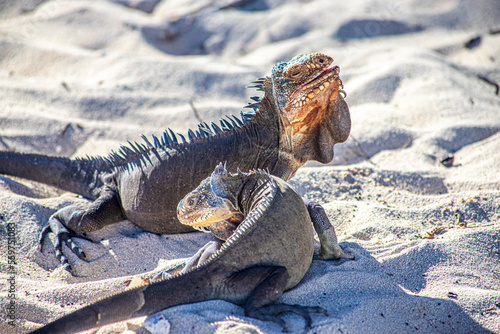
[141,135,153,148]
[231,115,243,127]
[220,120,229,131]
[226,116,238,128]
[127,141,140,154]
[152,135,161,147]
[246,84,263,89]
[119,146,130,155]
[211,122,222,134]
[251,80,264,84]
[243,102,260,109]
[163,131,172,146]
[198,124,213,136]
[221,119,233,130]
[168,129,178,144]
[178,133,187,143]
[212,162,227,177]
[101,92,259,170]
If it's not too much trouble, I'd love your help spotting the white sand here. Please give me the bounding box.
[1,0,499,333]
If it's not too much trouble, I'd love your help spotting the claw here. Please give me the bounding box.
[40,212,91,273]
[54,241,72,273]
[62,263,72,272]
[306,201,355,261]
[38,225,51,252]
[249,303,325,332]
[151,260,188,282]
[64,238,87,260]
[53,231,88,270]
[151,270,173,282]
[305,306,329,316]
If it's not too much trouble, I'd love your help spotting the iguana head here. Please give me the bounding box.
[177,163,245,240]
[267,52,351,164]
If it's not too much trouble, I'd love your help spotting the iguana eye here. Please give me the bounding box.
[186,195,198,207]
[287,69,303,79]
[284,65,305,80]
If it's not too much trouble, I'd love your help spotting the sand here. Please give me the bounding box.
[0,0,499,333]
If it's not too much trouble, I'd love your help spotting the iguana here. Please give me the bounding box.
[0,53,352,272]
[31,164,327,334]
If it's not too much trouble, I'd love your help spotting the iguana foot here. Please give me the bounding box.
[39,190,125,273]
[39,206,89,272]
[179,241,221,274]
[248,304,328,332]
[151,241,221,282]
[151,261,187,282]
[306,201,355,260]
[241,266,327,332]
[318,228,354,260]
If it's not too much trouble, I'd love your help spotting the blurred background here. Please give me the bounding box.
[1,0,499,170]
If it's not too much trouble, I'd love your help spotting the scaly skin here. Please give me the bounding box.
[0,53,352,272]
[31,164,325,334]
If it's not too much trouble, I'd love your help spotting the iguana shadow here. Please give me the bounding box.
[283,242,493,333]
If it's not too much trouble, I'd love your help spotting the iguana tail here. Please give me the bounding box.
[30,269,219,334]
[0,152,109,199]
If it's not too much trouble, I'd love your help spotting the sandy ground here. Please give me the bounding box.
[0,0,499,333]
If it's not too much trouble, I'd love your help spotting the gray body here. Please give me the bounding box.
[31,169,315,334]
[0,100,287,234]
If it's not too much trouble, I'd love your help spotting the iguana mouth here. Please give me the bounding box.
[178,211,242,233]
[277,57,350,164]
[289,65,342,109]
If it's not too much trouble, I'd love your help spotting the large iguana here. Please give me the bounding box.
[0,53,352,272]
[31,164,327,334]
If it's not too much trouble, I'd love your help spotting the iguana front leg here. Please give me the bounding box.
[39,187,125,272]
[39,206,89,272]
[152,240,222,281]
[305,201,354,260]
[179,240,221,274]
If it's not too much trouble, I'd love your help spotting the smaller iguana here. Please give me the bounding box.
[31,163,331,334]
